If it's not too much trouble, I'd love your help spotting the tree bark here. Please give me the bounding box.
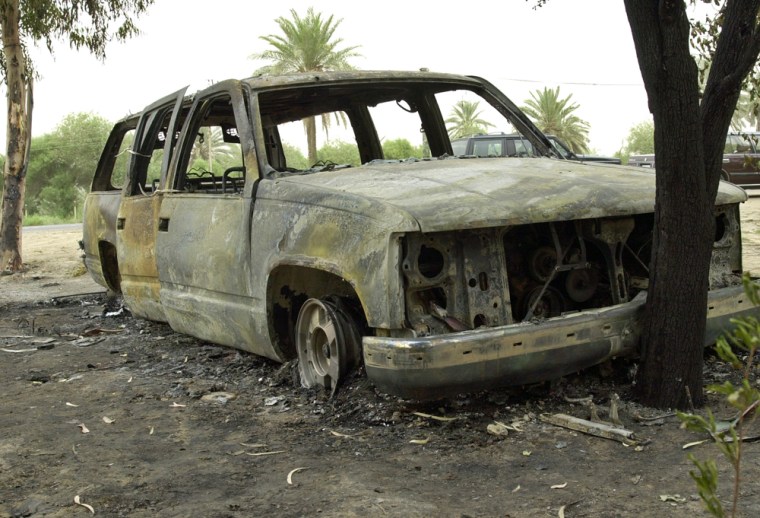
[625,0,712,409]
[305,116,317,164]
[624,0,760,409]
[0,0,31,273]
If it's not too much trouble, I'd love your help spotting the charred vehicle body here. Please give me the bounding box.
[83,71,757,399]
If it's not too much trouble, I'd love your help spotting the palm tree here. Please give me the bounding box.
[445,100,494,139]
[251,8,361,163]
[521,86,590,154]
[190,127,233,172]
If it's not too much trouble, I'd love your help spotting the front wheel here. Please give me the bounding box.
[295,297,362,395]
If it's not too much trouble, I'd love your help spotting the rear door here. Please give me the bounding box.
[116,88,187,321]
[154,81,277,357]
[82,115,138,291]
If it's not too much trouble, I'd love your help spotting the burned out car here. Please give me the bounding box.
[83,71,757,400]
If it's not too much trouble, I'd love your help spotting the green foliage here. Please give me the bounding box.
[690,2,760,132]
[0,0,155,80]
[22,213,79,226]
[520,86,590,154]
[445,100,494,139]
[282,142,309,170]
[619,120,655,163]
[382,138,423,159]
[250,7,360,163]
[688,454,724,517]
[25,112,112,217]
[189,127,236,173]
[316,140,360,166]
[250,7,361,75]
[678,274,760,517]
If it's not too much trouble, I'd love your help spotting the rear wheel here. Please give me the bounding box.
[296,297,361,396]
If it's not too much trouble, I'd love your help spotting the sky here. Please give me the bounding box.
[1,0,658,156]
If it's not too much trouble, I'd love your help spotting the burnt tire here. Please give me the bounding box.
[295,297,361,396]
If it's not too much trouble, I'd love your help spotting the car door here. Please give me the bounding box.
[82,115,138,291]
[116,88,187,321]
[723,133,760,187]
[154,81,278,358]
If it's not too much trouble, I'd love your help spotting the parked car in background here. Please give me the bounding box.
[451,133,622,164]
[83,70,755,400]
[629,132,760,187]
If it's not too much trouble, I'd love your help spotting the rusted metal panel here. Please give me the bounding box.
[364,284,756,399]
[116,195,166,321]
[81,191,121,288]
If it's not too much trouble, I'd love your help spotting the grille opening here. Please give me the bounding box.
[418,245,445,279]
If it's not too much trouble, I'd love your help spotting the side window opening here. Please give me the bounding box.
[110,129,135,189]
[91,119,137,192]
[176,96,245,194]
[129,108,175,196]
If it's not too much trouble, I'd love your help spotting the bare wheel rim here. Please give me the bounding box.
[296,298,360,394]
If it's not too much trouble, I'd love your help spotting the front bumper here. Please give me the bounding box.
[363,284,758,400]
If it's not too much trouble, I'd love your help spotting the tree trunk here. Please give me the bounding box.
[305,116,317,164]
[624,0,760,409]
[625,0,711,409]
[0,0,31,273]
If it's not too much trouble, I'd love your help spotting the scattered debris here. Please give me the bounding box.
[81,327,123,337]
[522,450,532,456]
[77,423,90,434]
[487,422,510,437]
[102,416,114,424]
[245,450,285,457]
[412,411,458,422]
[562,394,593,404]
[72,337,106,347]
[65,402,78,407]
[659,494,686,504]
[265,396,286,406]
[201,392,237,404]
[609,393,623,426]
[410,437,430,445]
[105,308,126,317]
[170,402,186,408]
[287,467,308,485]
[540,413,639,446]
[329,430,355,438]
[73,495,95,514]
[631,411,676,423]
[551,482,568,489]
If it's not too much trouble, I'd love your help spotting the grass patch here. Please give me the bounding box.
[23,214,80,227]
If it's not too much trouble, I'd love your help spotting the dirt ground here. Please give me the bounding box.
[1,197,760,517]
